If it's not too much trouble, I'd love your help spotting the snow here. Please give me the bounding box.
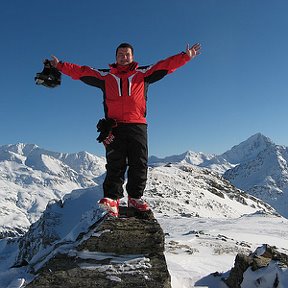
[0,144,106,236]
[242,262,288,288]
[158,213,288,288]
[1,138,288,287]
[77,252,152,275]
[6,278,25,288]
[1,194,288,288]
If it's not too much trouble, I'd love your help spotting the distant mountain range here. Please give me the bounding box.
[149,133,288,218]
[149,133,274,172]
[0,143,106,238]
[0,133,287,238]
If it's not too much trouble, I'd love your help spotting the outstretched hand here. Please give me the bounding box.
[49,55,60,67]
[186,43,201,59]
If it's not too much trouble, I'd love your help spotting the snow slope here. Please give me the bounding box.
[0,183,286,288]
[145,164,275,218]
[221,135,288,218]
[159,213,288,288]
[0,143,106,237]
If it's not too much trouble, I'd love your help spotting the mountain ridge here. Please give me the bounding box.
[0,144,106,237]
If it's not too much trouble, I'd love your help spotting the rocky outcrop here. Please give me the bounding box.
[224,244,288,288]
[26,207,171,288]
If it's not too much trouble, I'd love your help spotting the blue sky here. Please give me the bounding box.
[1,0,288,157]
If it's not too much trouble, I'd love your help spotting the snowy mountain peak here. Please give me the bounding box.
[0,143,38,157]
[149,150,214,166]
[221,133,274,164]
[0,143,106,178]
[0,143,38,164]
[200,133,275,174]
[222,136,288,218]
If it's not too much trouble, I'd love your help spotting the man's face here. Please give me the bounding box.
[116,47,134,65]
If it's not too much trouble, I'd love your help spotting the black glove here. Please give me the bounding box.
[96,118,117,146]
[35,59,61,88]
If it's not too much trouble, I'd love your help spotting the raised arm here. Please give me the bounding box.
[48,55,105,81]
[140,42,202,83]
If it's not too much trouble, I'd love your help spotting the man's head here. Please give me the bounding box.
[116,43,134,66]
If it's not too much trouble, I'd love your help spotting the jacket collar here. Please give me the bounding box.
[109,62,139,75]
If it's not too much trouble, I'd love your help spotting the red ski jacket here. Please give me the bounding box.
[57,52,191,124]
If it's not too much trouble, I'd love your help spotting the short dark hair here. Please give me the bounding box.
[116,43,134,56]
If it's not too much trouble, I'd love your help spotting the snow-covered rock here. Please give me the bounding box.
[145,163,276,218]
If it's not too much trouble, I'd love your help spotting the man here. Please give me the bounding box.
[50,42,201,217]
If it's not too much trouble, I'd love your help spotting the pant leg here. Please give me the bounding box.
[126,124,148,198]
[103,127,127,200]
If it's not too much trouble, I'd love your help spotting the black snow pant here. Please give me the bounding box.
[103,124,148,200]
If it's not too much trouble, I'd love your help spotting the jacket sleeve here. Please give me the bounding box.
[56,62,105,80]
[142,52,191,84]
